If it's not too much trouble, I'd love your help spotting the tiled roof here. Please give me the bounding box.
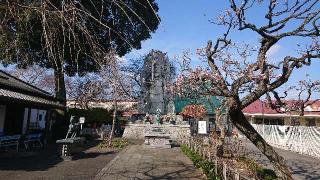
[242,100,278,114]
[0,70,64,108]
[242,100,320,116]
[0,70,51,97]
[0,89,62,107]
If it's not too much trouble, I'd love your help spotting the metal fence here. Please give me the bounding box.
[252,124,320,158]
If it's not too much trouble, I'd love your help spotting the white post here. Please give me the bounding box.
[215,159,218,175]
[223,162,227,179]
[235,172,240,180]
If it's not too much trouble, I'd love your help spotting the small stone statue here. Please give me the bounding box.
[144,113,151,124]
[57,116,83,161]
[65,116,80,139]
[167,100,175,114]
[156,108,161,124]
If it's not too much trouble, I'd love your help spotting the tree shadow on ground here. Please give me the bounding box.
[287,159,320,180]
[72,151,114,160]
[244,141,320,180]
[106,160,205,179]
[0,140,114,172]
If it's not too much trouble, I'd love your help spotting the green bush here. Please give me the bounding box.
[79,134,94,141]
[112,139,130,149]
[181,145,219,179]
[257,167,277,180]
[181,145,276,180]
[239,156,277,180]
[67,108,112,124]
[99,138,130,149]
[51,110,69,141]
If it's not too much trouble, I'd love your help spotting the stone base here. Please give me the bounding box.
[122,124,191,141]
[144,137,172,148]
[56,137,85,160]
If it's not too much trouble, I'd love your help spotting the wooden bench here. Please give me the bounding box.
[24,133,43,150]
[0,135,21,152]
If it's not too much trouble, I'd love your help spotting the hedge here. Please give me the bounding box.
[181,144,219,179]
[180,145,277,180]
[67,108,113,124]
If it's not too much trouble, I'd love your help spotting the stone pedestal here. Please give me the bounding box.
[144,135,172,148]
[123,124,191,141]
[144,126,173,148]
[56,137,85,160]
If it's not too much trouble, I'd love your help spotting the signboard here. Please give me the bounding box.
[79,117,85,124]
[198,121,207,134]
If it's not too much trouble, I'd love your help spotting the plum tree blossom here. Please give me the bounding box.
[174,1,319,179]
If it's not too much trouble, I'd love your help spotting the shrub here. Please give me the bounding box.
[257,168,277,180]
[51,110,69,141]
[79,134,94,141]
[181,145,276,180]
[67,108,112,124]
[181,145,219,179]
[99,138,130,149]
[112,139,129,149]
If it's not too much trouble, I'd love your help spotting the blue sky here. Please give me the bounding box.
[125,0,320,96]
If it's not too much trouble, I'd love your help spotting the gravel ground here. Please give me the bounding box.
[0,140,117,180]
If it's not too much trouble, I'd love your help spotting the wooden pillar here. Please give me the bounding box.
[44,109,52,146]
[26,108,32,134]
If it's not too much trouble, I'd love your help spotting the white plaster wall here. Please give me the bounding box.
[0,105,6,135]
[30,109,38,123]
[38,110,46,129]
[24,109,47,132]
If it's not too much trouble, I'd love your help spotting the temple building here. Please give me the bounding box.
[243,100,320,126]
[0,70,64,139]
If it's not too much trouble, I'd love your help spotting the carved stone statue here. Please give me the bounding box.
[155,108,161,124]
[167,100,175,114]
[140,50,175,115]
[56,116,83,160]
[65,116,80,139]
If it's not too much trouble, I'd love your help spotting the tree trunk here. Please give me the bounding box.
[228,106,292,180]
[108,99,117,147]
[53,65,66,103]
[215,110,225,156]
[215,110,225,139]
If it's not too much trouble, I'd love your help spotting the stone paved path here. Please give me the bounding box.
[94,145,205,180]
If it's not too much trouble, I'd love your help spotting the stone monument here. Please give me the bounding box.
[140,50,174,115]
[122,50,191,144]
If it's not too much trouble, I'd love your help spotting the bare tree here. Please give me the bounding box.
[66,75,106,109]
[266,77,320,116]
[173,63,228,156]
[99,55,125,147]
[6,65,55,94]
[120,58,144,99]
[175,1,319,179]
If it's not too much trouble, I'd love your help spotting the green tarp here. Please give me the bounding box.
[174,96,223,114]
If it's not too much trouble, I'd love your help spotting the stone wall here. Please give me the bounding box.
[122,124,191,141]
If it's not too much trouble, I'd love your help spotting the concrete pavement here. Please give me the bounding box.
[94,145,205,180]
[244,141,320,180]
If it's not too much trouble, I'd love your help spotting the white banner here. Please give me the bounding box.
[198,121,207,134]
[252,124,320,159]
